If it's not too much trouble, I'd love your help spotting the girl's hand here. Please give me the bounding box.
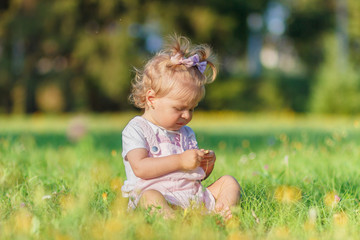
[179,149,204,170]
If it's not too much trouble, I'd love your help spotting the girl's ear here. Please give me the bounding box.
[146,89,156,109]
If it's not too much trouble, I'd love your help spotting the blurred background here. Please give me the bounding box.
[0,0,359,115]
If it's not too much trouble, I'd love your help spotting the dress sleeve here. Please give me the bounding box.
[122,120,148,159]
[183,126,199,150]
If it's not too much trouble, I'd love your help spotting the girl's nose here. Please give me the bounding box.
[182,110,191,119]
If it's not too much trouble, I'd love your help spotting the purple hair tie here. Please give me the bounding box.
[171,54,207,74]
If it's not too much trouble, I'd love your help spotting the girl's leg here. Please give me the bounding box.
[207,175,241,219]
[139,189,175,218]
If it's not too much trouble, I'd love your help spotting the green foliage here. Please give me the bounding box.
[0,0,359,114]
[310,34,360,114]
[205,77,249,110]
[205,73,310,112]
[348,0,360,66]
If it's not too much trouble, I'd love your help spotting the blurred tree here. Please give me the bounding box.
[348,0,360,66]
[0,0,142,113]
[286,0,334,75]
[309,34,360,114]
[0,0,358,113]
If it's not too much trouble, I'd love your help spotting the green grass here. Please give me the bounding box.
[0,112,360,239]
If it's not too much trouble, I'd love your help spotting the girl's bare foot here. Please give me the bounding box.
[215,203,233,221]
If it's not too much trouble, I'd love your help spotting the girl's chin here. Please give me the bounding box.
[165,125,182,131]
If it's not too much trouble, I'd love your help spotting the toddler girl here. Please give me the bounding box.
[121,35,241,219]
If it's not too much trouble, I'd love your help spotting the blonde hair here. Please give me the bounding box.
[129,35,217,109]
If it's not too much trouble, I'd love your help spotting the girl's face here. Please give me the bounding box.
[144,86,199,131]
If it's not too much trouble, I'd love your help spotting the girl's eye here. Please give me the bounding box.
[174,106,194,112]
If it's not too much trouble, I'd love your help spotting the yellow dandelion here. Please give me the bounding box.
[183,207,189,218]
[13,209,33,233]
[324,191,340,208]
[90,162,112,182]
[274,185,302,204]
[304,220,315,231]
[354,120,359,128]
[111,150,117,157]
[110,196,128,217]
[225,216,241,231]
[291,141,302,150]
[60,194,76,212]
[110,177,123,192]
[273,226,290,239]
[227,230,250,240]
[102,192,108,202]
[333,212,348,226]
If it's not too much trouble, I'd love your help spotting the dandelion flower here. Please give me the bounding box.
[273,226,290,239]
[111,150,117,157]
[227,231,250,240]
[333,212,348,226]
[110,177,123,192]
[110,196,128,216]
[274,185,302,204]
[60,194,75,212]
[225,216,241,231]
[14,209,33,233]
[102,192,108,202]
[324,191,340,207]
[354,120,359,128]
[292,141,302,150]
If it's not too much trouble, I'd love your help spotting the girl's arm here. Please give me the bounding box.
[126,148,205,180]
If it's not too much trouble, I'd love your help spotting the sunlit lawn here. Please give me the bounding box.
[0,112,360,239]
